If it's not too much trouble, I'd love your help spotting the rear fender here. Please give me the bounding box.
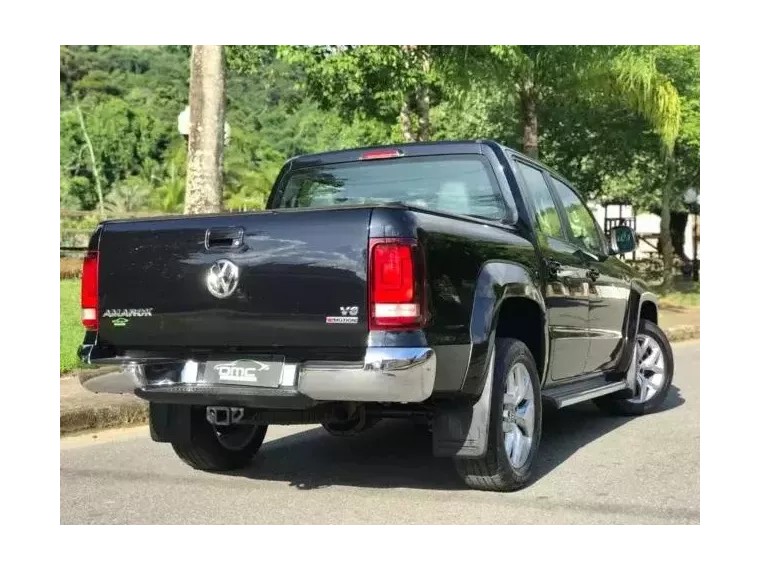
[462,261,547,394]
[432,261,546,458]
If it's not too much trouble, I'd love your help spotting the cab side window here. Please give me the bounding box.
[550,177,604,253]
[515,162,563,239]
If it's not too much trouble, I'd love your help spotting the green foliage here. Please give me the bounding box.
[150,143,187,212]
[607,48,681,153]
[60,212,101,249]
[432,83,520,145]
[60,47,181,210]
[61,45,390,219]
[274,45,444,140]
[60,279,84,373]
[658,281,700,308]
[530,46,699,211]
[105,176,152,215]
[60,45,698,229]
[277,46,416,122]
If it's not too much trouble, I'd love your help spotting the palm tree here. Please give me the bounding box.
[484,46,680,159]
[471,46,684,289]
[105,177,151,215]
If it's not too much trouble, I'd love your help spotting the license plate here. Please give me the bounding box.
[200,357,285,388]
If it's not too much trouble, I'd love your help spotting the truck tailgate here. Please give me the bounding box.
[96,208,370,350]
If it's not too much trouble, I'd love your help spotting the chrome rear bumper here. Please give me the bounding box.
[81,347,437,404]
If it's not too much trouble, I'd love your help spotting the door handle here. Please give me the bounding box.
[205,227,244,250]
[587,268,600,281]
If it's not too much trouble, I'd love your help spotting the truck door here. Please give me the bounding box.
[548,176,632,374]
[513,160,591,381]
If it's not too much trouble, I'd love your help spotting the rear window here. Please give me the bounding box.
[275,155,513,222]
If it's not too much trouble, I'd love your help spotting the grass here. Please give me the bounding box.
[655,279,700,310]
[61,279,84,374]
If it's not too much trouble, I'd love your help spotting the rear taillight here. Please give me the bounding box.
[369,238,424,330]
[81,250,99,330]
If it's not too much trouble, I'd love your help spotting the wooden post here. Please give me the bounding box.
[184,45,226,215]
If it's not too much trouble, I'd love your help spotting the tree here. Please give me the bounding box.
[649,46,700,288]
[105,176,151,215]
[457,46,681,159]
[538,46,699,288]
[61,45,393,218]
[276,45,440,142]
[184,45,226,214]
[74,99,105,216]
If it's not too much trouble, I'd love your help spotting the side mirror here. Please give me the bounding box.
[609,225,636,254]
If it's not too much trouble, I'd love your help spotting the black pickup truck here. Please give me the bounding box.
[79,140,673,492]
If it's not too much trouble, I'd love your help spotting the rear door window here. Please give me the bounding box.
[514,161,564,239]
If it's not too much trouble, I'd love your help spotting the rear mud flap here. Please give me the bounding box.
[149,403,193,444]
[432,351,494,458]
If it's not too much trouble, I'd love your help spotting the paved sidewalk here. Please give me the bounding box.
[61,309,699,435]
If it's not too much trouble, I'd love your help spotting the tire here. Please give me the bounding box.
[595,319,674,416]
[170,406,268,472]
[454,338,542,492]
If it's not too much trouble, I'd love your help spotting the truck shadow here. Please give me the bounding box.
[239,419,464,490]
[234,384,685,491]
[534,384,685,482]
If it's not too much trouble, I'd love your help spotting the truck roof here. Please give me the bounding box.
[286,139,525,169]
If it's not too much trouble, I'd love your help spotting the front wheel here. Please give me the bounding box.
[454,338,542,492]
[595,319,674,415]
[170,406,268,472]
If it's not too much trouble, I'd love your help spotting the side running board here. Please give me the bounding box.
[542,377,628,409]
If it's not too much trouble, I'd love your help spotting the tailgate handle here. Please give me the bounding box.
[205,227,244,250]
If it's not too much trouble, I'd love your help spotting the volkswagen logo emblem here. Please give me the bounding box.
[206,259,239,299]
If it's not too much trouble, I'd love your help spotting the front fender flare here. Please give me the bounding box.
[617,285,659,378]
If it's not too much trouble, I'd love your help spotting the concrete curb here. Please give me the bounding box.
[60,326,700,436]
[60,401,149,435]
[663,324,700,343]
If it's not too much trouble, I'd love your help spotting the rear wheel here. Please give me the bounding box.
[454,338,542,492]
[595,319,674,415]
[170,406,268,471]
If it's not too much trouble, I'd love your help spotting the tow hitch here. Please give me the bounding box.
[206,406,245,426]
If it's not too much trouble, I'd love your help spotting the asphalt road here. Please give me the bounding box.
[60,341,699,524]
